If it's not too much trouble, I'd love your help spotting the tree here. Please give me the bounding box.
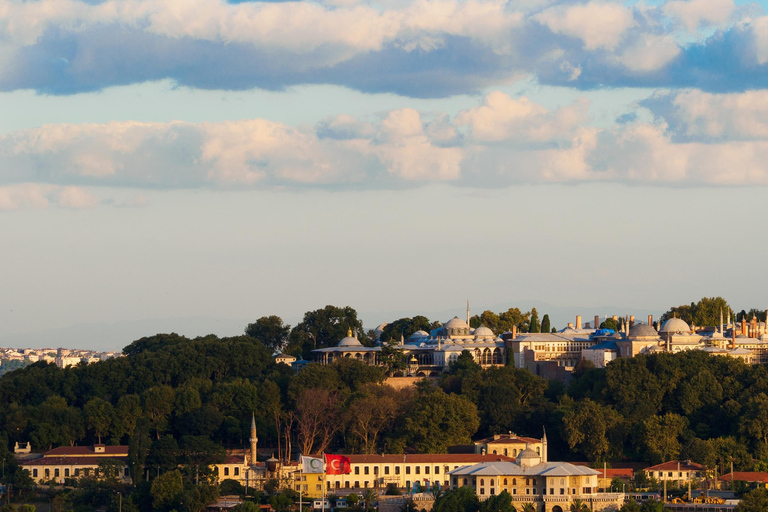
[361,488,377,511]
[619,500,641,512]
[286,305,368,357]
[600,318,618,331]
[380,316,434,344]
[150,470,183,510]
[245,316,291,351]
[569,499,591,512]
[641,413,688,463]
[84,397,114,444]
[432,487,479,512]
[541,314,551,333]
[479,491,514,512]
[529,308,540,333]
[561,398,621,463]
[402,384,479,453]
[295,388,341,455]
[346,384,399,454]
[736,487,768,512]
[143,386,175,439]
[661,297,732,327]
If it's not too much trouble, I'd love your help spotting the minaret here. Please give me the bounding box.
[466,299,470,326]
[542,427,548,463]
[250,413,258,465]
[720,309,723,335]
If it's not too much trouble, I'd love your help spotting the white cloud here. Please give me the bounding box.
[0,183,97,210]
[454,91,589,143]
[645,89,768,140]
[662,0,734,32]
[618,34,681,72]
[4,90,768,208]
[534,1,636,50]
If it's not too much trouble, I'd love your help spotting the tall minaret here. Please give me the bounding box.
[466,299,470,326]
[542,426,548,463]
[250,413,258,465]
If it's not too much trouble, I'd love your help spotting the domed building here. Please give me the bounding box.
[658,317,704,351]
[312,308,507,375]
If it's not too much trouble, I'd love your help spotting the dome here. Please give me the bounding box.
[337,329,363,347]
[473,325,494,337]
[409,330,429,339]
[374,323,388,334]
[516,443,541,467]
[445,316,470,329]
[628,323,658,338]
[660,318,692,334]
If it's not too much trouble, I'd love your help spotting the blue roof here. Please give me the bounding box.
[586,340,619,351]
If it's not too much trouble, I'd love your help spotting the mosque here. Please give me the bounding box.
[311,305,507,376]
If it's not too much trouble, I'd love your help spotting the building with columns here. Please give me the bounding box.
[312,309,507,375]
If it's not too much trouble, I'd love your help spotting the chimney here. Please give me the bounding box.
[742,318,747,337]
[630,315,635,326]
[751,317,758,338]
[595,315,600,329]
[612,315,618,322]
[648,314,653,326]
[568,322,573,329]
[512,325,517,339]
[576,315,582,330]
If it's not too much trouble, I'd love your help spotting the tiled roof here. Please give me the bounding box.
[592,468,634,478]
[450,461,599,477]
[718,472,768,483]
[345,454,514,464]
[644,461,704,471]
[223,454,246,464]
[22,456,128,466]
[44,446,129,457]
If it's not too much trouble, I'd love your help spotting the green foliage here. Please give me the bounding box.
[220,479,245,495]
[528,308,540,333]
[469,308,531,334]
[245,316,291,351]
[619,499,641,512]
[479,491,514,512]
[432,487,479,512]
[540,314,551,334]
[736,487,768,512]
[660,297,732,327]
[561,398,621,463]
[385,483,401,495]
[285,305,368,357]
[380,316,434,344]
[150,470,183,510]
[402,384,479,453]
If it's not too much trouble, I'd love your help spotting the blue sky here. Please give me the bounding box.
[1,0,768,350]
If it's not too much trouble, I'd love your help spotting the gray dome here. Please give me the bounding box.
[516,443,541,467]
[337,329,362,347]
[409,330,429,339]
[660,318,691,334]
[628,323,658,338]
[445,316,469,329]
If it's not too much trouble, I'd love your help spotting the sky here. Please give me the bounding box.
[1,0,768,351]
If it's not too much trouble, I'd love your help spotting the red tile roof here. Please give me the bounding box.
[345,454,515,464]
[592,468,634,478]
[223,455,246,464]
[718,472,768,483]
[22,456,128,466]
[44,446,129,457]
[644,461,704,471]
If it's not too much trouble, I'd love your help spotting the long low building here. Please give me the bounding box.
[20,444,130,484]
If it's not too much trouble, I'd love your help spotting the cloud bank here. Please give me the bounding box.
[0,0,766,96]
[3,89,768,208]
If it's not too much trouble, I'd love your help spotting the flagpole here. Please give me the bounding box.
[299,454,303,512]
[322,453,327,512]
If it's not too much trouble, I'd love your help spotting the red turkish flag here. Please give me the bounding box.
[324,454,351,475]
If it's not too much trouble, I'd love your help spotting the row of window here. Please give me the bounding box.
[221,466,241,477]
[353,465,450,476]
[32,467,129,479]
[652,471,699,478]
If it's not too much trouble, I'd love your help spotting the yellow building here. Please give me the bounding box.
[21,445,130,485]
[473,433,545,459]
[449,445,624,512]
[322,453,516,492]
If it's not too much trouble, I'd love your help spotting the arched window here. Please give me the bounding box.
[512,479,517,485]
[503,479,508,486]
[463,478,468,486]
[480,479,485,486]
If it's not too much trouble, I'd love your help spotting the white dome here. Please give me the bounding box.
[474,325,494,337]
[409,330,429,339]
[660,318,692,334]
[374,323,388,334]
[445,316,469,329]
[337,329,363,347]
